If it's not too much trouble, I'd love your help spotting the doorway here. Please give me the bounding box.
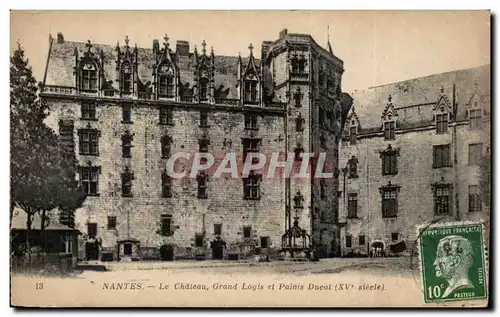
[85,242,99,261]
[124,243,132,256]
[371,241,385,257]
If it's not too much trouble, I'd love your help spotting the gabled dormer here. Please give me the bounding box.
[344,106,361,145]
[74,40,104,94]
[433,86,452,134]
[115,36,138,97]
[381,95,398,140]
[466,81,486,130]
[193,40,215,104]
[239,43,261,106]
[153,34,179,101]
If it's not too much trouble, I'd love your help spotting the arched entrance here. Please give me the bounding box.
[370,241,385,257]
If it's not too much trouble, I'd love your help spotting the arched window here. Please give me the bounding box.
[121,61,133,94]
[158,63,174,97]
[80,61,97,92]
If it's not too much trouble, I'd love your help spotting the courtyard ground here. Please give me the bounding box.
[76,256,418,277]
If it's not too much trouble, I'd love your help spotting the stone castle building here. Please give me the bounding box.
[338,65,490,256]
[40,29,352,260]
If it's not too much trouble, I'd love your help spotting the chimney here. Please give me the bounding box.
[57,32,64,44]
[176,40,190,56]
[153,39,160,55]
[279,29,288,39]
[261,41,273,59]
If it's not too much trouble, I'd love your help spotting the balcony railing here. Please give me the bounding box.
[290,72,309,81]
[42,85,77,95]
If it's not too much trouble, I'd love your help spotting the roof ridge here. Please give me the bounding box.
[367,64,490,90]
[56,39,259,60]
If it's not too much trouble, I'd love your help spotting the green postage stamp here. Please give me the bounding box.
[417,221,488,303]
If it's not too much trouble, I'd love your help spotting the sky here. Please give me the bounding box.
[10,10,490,93]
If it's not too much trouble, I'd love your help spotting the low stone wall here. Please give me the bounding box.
[11,252,76,274]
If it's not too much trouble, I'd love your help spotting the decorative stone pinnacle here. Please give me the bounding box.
[202,40,207,54]
[125,35,130,46]
[388,95,392,102]
[163,34,170,50]
[441,86,444,94]
[86,40,92,51]
[248,43,254,54]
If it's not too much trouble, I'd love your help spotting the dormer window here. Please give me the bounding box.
[349,126,357,145]
[80,62,97,92]
[436,113,449,134]
[384,121,395,140]
[434,88,452,134]
[158,64,174,98]
[244,80,258,104]
[120,61,133,94]
[469,107,483,130]
[381,95,398,141]
[199,78,209,101]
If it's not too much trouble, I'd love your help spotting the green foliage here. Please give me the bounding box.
[10,43,87,233]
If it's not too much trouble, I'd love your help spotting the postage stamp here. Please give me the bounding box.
[417,221,488,303]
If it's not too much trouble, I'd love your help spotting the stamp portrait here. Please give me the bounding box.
[417,221,488,303]
[9,10,491,308]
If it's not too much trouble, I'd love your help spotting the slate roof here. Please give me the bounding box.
[347,64,491,133]
[45,39,256,100]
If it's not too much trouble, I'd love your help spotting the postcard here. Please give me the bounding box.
[9,10,491,308]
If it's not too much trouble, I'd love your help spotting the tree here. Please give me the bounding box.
[10,43,87,252]
[479,153,491,208]
[10,42,49,248]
